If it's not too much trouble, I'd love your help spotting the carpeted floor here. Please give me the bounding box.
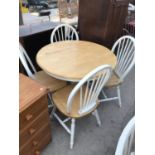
[42,67,135,155]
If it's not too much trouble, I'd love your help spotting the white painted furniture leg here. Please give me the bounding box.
[101,90,107,98]
[93,109,101,126]
[50,106,56,119]
[47,93,53,108]
[98,86,122,108]
[117,86,122,107]
[70,118,75,149]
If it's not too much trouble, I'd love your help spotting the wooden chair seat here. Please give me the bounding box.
[34,71,67,92]
[105,72,123,87]
[52,84,99,118]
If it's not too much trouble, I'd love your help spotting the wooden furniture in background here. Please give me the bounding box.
[78,0,129,48]
[19,73,52,155]
[36,40,117,82]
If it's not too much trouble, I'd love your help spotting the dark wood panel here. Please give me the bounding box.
[78,0,129,48]
[19,29,53,72]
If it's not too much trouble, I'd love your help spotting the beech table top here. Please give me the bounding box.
[36,40,117,82]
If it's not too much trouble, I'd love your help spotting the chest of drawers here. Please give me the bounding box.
[19,74,52,155]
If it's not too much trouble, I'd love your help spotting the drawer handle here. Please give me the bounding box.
[32,140,38,146]
[35,150,40,155]
[29,128,36,135]
[25,114,33,121]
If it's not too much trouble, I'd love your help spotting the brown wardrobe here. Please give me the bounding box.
[78,0,129,48]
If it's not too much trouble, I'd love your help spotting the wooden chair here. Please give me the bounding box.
[52,65,112,149]
[115,116,135,155]
[19,43,67,106]
[50,23,79,43]
[99,35,135,107]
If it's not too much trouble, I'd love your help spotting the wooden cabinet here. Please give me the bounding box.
[78,0,129,48]
[19,74,52,155]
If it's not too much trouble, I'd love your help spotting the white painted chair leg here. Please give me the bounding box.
[117,86,122,107]
[47,93,54,108]
[93,109,101,126]
[70,118,76,149]
[101,90,108,99]
[50,106,56,119]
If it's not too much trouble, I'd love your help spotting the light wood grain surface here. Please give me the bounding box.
[53,84,99,118]
[34,70,67,92]
[36,40,117,81]
[19,73,48,113]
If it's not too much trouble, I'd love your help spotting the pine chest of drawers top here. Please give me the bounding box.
[19,73,48,113]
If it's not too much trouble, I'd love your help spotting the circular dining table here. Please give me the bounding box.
[36,40,117,82]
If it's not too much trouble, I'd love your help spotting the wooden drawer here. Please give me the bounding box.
[32,133,51,155]
[20,124,51,155]
[20,109,50,147]
[20,96,47,130]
